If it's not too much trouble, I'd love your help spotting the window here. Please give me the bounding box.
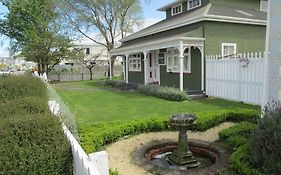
[129,53,141,71]
[166,48,191,73]
[260,0,268,12]
[188,0,201,10]
[222,43,237,58]
[85,48,90,54]
[171,4,182,16]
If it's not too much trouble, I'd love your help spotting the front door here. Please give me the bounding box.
[147,52,155,83]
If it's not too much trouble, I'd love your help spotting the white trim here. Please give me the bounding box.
[260,0,268,12]
[179,41,184,92]
[158,0,186,11]
[187,0,201,11]
[125,55,129,83]
[128,53,142,72]
[120,14,266,42]
[221,43,237,57]
[171,3,183,16]
[166,48,191,73]
[111,36,205,55]
[143,51,148,85]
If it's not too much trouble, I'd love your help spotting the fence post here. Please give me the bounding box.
[82,73,84,81]
[89,151,109,175]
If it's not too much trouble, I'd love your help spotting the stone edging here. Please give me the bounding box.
[133,139,230,175]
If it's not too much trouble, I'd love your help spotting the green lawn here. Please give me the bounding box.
[54,81,259,129]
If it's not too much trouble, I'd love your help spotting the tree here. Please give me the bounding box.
[0,0,81,74]
[59,0,143,76]
[80,49,103,80]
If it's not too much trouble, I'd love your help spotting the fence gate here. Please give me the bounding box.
[206,53,264,105]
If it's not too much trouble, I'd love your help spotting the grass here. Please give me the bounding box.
[54,81,259,129]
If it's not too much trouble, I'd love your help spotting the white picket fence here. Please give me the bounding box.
[48,101,109,175]
[206,52,265,105]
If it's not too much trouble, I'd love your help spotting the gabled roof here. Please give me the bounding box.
[121,4,267,42]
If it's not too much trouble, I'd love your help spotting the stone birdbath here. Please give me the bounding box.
[168,114,200,168]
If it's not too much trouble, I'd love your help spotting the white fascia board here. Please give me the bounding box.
[110,37,205,55]
[204,15,267,26]
[121,15,266,43]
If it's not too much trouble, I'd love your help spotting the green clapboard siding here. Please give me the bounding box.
[160,47,202,91]
[123,23,204,46]
[128,54,144,85]
[204,21,266,55]
[210,0,260,10]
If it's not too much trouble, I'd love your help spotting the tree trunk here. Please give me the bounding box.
[89,68,93,80]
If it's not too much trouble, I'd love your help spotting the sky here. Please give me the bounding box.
[0,0,173,57]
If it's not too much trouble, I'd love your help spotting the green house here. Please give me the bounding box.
[110,0,267,93]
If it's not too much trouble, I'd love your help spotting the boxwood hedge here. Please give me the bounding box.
[0,114,72,175]
[0,96,49,119]
[0,75,72,175]
[79,109,259,153]
[0,75,48,103]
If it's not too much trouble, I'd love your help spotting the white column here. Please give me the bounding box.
[109,55,112,80]
[143,51,148,85]
[126,54,129,84]
[122,56,126,81]
[201,48,205,91]
[179,41,184,92]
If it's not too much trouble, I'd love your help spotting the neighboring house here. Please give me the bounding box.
[68,44,122,65]
[110,0,267,93]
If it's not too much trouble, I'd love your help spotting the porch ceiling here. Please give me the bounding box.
[110,36,205,56]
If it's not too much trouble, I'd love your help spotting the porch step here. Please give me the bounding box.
[187,90,207,99]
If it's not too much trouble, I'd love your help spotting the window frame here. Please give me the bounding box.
[128,53,142,72]
[171,3,182,16]
[187,0,202,11]
[166,48,191,73]
[221,43,237,58]
[260,0,268,12]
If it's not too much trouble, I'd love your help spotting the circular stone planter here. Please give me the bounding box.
[133,139,230,175]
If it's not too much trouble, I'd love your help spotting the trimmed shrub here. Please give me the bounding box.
[0,75,47,103]
[138,84,189,101]
[219,122,257,149]
[96,80,137,90]
[193,109,258,131]
[230,145,263,175]
[0,96,49,119]
[249,102,281,174]
[0,114,72,175]
[79,110,258,153]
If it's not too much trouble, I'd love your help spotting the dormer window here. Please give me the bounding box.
[187,0,201,10]
[171,4,182,16]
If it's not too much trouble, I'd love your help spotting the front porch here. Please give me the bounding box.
[110,36,205,92]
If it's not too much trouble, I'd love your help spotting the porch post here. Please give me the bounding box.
[143,51,148,85]
[109,55,112,80]
[122,56,126,81]
[179,41,184,92]
[126,54,129,83]
[201,48,205,91]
